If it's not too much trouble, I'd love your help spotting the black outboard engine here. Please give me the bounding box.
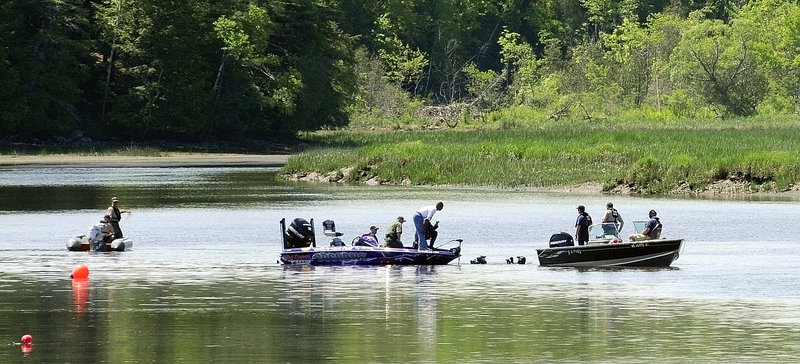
[286,218,315,249]
[322,219,346,247]
[549,232,574,247]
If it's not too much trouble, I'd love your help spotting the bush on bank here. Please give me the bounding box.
[283,114,800,194]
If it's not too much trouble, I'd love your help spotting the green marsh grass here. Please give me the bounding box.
[284,116,800,193]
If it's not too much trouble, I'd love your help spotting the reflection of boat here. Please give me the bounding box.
[537,222,683,267]
[66,223,132,252]
[279,218,461,266]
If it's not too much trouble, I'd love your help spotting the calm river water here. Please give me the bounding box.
[1,166,799,362]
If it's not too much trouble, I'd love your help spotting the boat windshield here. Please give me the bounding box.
[589,223,619,240]
[632,220,647,233]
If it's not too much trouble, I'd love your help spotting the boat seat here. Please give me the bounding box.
[649,225,662,239]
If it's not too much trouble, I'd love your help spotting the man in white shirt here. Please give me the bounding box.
[601,202,624,232]
[413,202,443,250]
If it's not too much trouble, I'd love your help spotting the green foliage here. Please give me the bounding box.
[737,0,800,114]
[0,0,92,137]
[374,15,428,86]
[286,116,800,192]
[498,29,542,106]
[4,0,800,145]
[669,10,768,117]
[350,47,412,119]
[214,5,298,116]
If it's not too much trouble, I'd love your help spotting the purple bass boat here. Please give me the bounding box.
[280,218,462,266]
[536,222,684,267]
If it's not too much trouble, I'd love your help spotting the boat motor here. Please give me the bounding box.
[322,219,346,247]
[286,218,315,249]
[549,232,574,247]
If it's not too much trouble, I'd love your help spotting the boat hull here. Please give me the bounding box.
[281,246,461,266]
[67,237,133,252]
[536,239,683,267]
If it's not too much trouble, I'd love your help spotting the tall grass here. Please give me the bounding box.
[284,116,800,193]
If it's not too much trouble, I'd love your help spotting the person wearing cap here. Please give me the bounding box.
[90,214,116,251]
[600,202,624,232]
[384,216,406,248]
[629,210,662,242]
[106,197,131,238]
[355,226,380,247]
[575,205,592,245]
[414,202,443,250]
[100,214,116,243]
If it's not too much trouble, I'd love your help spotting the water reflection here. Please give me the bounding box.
[71,278,90,318]
[2,167,800,361]
[414,265,437,355]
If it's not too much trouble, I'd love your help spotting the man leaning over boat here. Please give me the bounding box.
[414,202,443,250]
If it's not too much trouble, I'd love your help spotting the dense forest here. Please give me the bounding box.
[1,0,799,144]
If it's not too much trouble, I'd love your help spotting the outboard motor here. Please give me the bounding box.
[549,232,574,247]
[87,224,106,251]
[322,219,346,247]
[286,218,314,249]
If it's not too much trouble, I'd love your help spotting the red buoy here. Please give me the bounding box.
[21,334,33,345]
[71,264,89,279]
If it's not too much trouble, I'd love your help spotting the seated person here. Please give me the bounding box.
[629,210,662,242]
[354,226,380,247]
[92,215,116,251]
[100,215,116,243]
[384,216,405,248]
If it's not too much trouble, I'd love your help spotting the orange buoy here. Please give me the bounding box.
[21,334,33,345]
[71,264,89,279]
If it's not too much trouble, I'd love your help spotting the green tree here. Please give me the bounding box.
[602,14,682,108]
[95,0,221,139]
[736,0,800,114]
[0,0,93,138]
[497,29,541,106]
[669,10,767,117]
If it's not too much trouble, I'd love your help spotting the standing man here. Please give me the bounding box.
[600,202,624,232]
[384,216,405,248]
[414,202,443,250]
[575,205,592,246]
[106,197,131,238]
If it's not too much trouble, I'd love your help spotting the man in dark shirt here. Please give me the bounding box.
[575,205,592,245]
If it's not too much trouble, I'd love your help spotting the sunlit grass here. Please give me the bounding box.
[284,115,800,193]
[1,145,169,157]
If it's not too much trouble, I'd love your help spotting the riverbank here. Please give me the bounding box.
[283,116,800,196]
[0,154,290,168]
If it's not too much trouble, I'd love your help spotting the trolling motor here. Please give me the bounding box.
[433,238,463,257]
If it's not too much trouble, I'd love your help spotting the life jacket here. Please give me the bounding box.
[582,212,593,226]
[358,234,379,247]
[603,208,619,223]
[646,218,662,239]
